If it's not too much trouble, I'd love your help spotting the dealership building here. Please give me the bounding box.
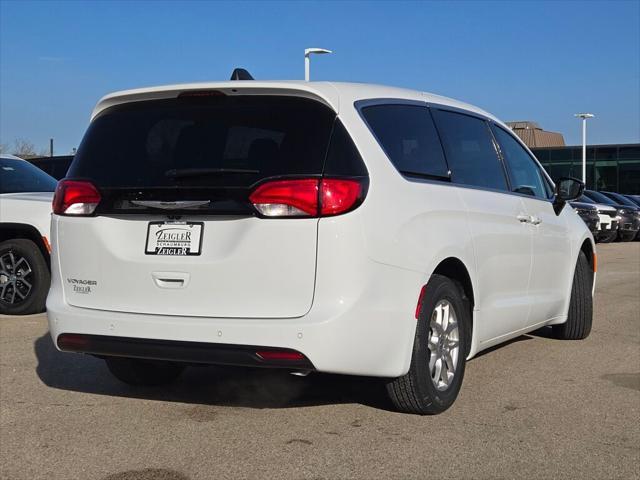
[506,121,640,195]
[531,144,640,195]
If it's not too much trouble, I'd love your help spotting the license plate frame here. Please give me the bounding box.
[145,221,204,256]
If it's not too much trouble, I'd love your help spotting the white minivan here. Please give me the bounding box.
[47,80,594,414]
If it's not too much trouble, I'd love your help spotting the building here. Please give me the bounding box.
[507,121,565,148]
[532,144,640,194]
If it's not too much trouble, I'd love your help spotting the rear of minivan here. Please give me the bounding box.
[48,85,421,376]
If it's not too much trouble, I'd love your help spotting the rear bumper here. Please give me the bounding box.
[56,333,315,370]
[46,258,422,378]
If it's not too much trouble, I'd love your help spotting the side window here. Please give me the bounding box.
[360,104,448,179]
[431,109,507,191]
[491,125,548,199]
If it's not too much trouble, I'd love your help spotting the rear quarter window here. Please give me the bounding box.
[360,104,449,179]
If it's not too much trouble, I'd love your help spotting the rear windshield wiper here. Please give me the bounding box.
[165,167,260,179]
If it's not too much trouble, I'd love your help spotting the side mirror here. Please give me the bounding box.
[553,177,585,215]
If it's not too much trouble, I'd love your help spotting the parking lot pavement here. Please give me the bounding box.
[1,243,639,480]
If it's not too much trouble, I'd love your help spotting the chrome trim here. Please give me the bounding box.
[130,200,211,210]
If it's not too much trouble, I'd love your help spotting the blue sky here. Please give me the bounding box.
[1,0,638,154]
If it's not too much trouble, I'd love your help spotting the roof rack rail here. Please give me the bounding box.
[230,68,254,81]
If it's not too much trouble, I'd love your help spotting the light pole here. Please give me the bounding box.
[304,48,332,81]
[574,113,594,185]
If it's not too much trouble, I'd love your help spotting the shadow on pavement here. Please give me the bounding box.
[34,332,394,411]
[471,334,534,359]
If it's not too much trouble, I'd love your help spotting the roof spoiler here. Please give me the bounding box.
[230,68,254,81]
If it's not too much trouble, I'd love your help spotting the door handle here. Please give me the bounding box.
[517,214,530,223]
[530,216,542,225]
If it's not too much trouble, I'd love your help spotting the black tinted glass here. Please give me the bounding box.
[602,191,637,207]
[69,96,336,188]
[584,190,617,205]
[432,110,507,191]
[361,104,448,179]
[0,157,58,193]
[323,119,368,177]
[492,125,548,198]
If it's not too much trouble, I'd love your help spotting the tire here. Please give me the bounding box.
[553,251,593,340]
[0,239,50,315]
[596,231,616,243]
[105,357,185,386]
[386,275,471,415]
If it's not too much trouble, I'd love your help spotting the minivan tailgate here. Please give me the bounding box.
[56,215,317,318]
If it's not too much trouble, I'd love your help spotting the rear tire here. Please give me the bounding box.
[386,275,471,415]
[0,239,50,316]
[553,251,593,340]
[105,357,185,386]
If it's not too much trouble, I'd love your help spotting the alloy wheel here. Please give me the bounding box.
[0,251,33,305]
[427,300,460,391]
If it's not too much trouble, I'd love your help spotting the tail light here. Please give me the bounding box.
[249,178,365,218]
[53,180,101,216]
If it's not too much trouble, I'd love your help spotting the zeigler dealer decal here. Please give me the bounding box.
[145,222,203,256]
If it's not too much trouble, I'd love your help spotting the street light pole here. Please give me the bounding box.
[304,48,332,81]
[574,113,594,185]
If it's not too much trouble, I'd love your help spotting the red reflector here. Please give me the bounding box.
[415,285,427,319]
[256,350,306,361]
[249,179,319,216]
[57,333,90,351]
[53,180,101,215]
[320,178,362,216]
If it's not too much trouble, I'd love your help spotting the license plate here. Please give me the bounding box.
[145,222,203,256]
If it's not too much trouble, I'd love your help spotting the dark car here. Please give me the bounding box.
[570,201,600,235]
[600,191,640,240]
[583,190,640,241]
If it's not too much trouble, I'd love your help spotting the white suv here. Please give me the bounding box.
[47,80,594,414]
[1,154,56,315]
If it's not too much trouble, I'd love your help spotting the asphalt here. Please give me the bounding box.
[1,243,639,480]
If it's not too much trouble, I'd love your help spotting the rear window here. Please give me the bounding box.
[69,96,337,189]
[360,104,449,179]
[0,157,58,194]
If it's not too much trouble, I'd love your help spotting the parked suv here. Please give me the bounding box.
[599,191,640,240]
[583,190,639,241]
[47,81,594,414]
[577,195,619,243]
[570,201,600,235]
[1,154,56,315]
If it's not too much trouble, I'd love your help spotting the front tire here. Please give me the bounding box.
[386,275,471,415]
[0,239,50,315]
[105,357,185,386]
[553,251,593,340]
